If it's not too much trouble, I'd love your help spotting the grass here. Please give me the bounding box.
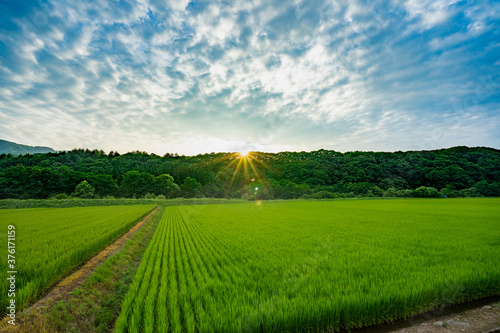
[0,205,155,316]
[0,198,246,210]
[115,198,500,332]
[0,206,165,333]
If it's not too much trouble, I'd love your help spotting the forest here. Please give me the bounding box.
[0,146,499,200]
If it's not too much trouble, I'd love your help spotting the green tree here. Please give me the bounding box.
[440,185,459,198]
[121,171,155,198]
[153,174,180,198]
[203,182,224,198]
[72,180,95,198]
[180,177,203,198]
[473,181,500,197]
[253,180,273,200]
[88,174,119,197]
[0,146,499,199]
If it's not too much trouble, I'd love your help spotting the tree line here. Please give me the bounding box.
[0,146,499,200]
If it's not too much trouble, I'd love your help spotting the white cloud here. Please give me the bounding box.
[0,0,498,154]
[165,0,189,12]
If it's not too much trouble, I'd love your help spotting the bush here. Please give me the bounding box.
[50,193,70,200]
[242,193,256,201]
[459,187,483,197]
[72,181,95,199]
[396,189,413,197]
[371,186,384,197]
[310,191,336,199]
[440,185,459,198]
[413,186,440,198]
[473,181,500,197]
[383,187,398,197]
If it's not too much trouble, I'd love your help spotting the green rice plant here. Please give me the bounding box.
[0,205,155,316]
[116,198,500,332]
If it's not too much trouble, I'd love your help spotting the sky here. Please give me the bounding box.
[0,0,499,155]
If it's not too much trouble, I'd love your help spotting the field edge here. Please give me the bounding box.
[0,205,160,332]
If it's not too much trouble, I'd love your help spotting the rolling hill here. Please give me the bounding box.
[0,139,55,155]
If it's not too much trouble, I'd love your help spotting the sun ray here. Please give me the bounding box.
[225,156,240,169]
[243,155,250,181]
[246,155,263,182]
[183,152,240,173]
[226,155,245,193]
[218,151,283,194]
[247,152,274,171]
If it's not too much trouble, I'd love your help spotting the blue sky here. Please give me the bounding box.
[0,0,499,155]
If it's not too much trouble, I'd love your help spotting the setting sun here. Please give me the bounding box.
[239,149,251,157]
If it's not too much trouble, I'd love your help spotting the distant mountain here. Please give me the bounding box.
[0,139,56,155]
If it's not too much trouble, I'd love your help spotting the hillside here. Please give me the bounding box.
[0,146,499,199]
[0,139,55,155]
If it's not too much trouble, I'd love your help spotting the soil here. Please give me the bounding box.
[392,302,500,333]
[354,297,500,333]
[0,206,158,332]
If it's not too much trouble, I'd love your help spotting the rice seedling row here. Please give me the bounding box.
[116,199,500,332]
[0,205,156,316]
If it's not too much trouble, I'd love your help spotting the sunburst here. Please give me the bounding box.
[186,150,275,196]
[225,151,268,194]
[238,149,251,157]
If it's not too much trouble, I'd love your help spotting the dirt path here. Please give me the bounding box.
[354,297,500,333]
[390,301,500,333]
[0,206,158,330]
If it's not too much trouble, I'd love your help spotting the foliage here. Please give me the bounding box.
[120,171,155,198]
[307,190,337,199]
[115,199,500,332]
[72,180,95,198]
[0,146,499,200]
[0,198,245,209]
[153,174,180,198]
[50,193,70,200]
[180,176,204,198]
[412,186,440,198]
[473,180,500,196]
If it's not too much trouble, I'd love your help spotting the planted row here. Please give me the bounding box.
[116,199,500,332]
[0,205,155,315]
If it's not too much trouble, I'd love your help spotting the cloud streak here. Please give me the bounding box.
[0,0,498,155]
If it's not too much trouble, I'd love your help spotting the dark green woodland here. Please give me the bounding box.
[1,146,499,200]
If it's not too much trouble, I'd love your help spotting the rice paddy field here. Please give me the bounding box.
[115,198,500,332]
[0,205,155,315]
